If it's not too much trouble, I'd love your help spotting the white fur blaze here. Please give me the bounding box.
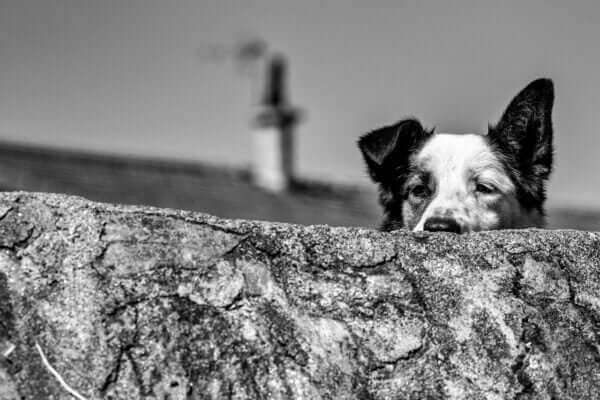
[405,133,538,232]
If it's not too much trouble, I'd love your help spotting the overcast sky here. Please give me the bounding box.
[1,0,600,209]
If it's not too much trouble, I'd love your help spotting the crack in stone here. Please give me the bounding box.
[101,304,144,397]
[0,225,34,254]
[511,342,534,399]
[99,343,129,395]
[564,273,600,362]
[0,206,12,221]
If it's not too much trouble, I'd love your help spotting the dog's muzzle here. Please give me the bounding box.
[423,217,462,234]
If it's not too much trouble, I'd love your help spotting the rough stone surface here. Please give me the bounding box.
[0,192,599,399]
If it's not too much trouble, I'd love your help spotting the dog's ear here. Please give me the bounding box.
[489,78,554,180]
[488,78,554,208]
[358,118,430,184]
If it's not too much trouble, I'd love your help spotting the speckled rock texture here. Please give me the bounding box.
[0,192,599,399]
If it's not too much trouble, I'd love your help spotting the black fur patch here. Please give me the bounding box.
[487,78,554,213]
[358,118,433,230]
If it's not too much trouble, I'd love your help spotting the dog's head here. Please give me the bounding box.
[358,78,554,233]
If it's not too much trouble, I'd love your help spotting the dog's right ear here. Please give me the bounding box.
[358,118,431,184]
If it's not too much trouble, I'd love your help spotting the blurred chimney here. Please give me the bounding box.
[251,54,303,192]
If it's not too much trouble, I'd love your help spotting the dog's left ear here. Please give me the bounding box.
[358,118,431,185]
[488,78,554,181]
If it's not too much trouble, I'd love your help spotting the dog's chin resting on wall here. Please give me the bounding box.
[358,78,554,233]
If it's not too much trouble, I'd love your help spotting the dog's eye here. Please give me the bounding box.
[411,184,430,198]
[475,183,497,194]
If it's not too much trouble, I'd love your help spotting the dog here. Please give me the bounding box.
[358,78,554,233]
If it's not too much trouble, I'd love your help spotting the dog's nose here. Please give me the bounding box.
[423,217,462,233]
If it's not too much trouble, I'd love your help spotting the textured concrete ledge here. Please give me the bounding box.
[0,192,599,399]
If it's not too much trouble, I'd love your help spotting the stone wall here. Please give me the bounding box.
[0,192,599,399]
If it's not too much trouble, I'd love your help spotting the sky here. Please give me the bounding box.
[1,0,600,209]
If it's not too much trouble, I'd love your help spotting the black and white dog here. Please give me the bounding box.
[358,78,554,233]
